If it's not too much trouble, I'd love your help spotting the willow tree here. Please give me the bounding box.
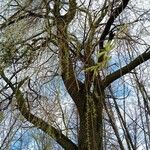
[0,0,150,149]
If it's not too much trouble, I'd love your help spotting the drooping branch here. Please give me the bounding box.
[15,89,78,150]
[99,0,130,50]
[103,50,150,88]
[0,72,78,150]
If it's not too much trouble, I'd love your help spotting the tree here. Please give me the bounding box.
[0,0,150,149]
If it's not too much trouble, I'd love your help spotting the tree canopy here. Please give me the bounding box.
[0,0,150,149]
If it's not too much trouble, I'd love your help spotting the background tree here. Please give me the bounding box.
[0,0,150,149]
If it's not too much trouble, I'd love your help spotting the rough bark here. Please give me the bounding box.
[78,92,104,150]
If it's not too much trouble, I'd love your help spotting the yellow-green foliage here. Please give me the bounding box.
[85,41,114,77]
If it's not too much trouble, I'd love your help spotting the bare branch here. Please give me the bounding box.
[103,50,150,88]
[0,10,52,30]
[63,0,77,24]
[0,71,78,149]
[99,0,130,50]
[15,89,78,150]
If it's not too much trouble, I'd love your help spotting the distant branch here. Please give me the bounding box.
[0,11,52,30]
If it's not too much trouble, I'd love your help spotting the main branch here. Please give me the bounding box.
[103,50,150,88]
[99,0,130,49]
[0,72,78,150]
[15,89,78,150]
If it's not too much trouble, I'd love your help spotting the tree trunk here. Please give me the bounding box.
[78,93,104,150]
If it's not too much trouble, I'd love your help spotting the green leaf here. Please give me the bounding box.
[104,41,115,52]
[97,51,105,57]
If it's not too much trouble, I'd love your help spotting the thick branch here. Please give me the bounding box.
[15,89,78,150]
[103,50,150,88]
[56,12,84,114]
[59,38,84,112]
[63,0,77,24]
[0,73,78,150]
[99,0,130,49]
